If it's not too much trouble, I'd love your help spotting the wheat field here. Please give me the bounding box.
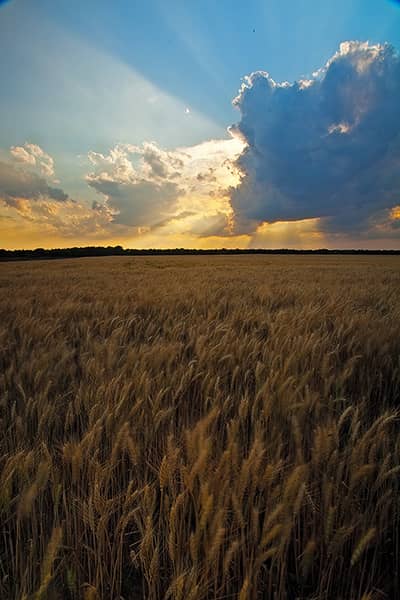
[1,255,400,600]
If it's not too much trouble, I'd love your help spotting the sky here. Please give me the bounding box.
[1,0,400,249]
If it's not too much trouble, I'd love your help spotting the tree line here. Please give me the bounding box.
[1,246,400,261]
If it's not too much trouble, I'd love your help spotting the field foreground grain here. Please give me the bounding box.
[1,255,400,599]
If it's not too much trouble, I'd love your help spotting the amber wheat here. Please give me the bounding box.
[1,255,399,599]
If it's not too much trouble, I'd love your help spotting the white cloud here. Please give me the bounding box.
[86,137,243,235]
[0,136,244,243]
[10,143,55,178]
[0,146,109,240]
[0,160,68,206]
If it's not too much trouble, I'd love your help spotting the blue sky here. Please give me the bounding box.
[1,0,400,248]
[1,0,399,149]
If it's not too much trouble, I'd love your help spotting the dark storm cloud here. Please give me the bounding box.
[230,41,400,235]
[0,160,69,205]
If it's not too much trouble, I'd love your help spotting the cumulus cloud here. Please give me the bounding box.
[0,137,242,245]
[230,41,400,237]
[10,143,55,178]
[0,143,69,218]
[90,177,181,229]
[87,145,183,229]
[86,138,242,235]
[0,160,68,207]
[0,145,109,242]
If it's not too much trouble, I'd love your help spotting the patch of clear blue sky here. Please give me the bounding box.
[0,0,399,195]
[31,0,400,110]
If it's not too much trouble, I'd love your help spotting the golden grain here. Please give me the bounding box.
[1,255,399,599]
